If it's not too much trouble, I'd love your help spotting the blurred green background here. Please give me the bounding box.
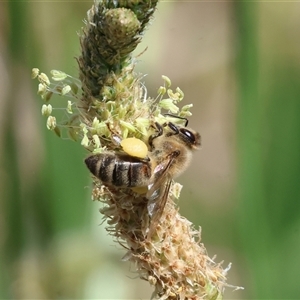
[1,1,300,299]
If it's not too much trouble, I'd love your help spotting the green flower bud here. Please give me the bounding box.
[31,68,39,79]
[66,101,73,114]
[61,85,71,95]
[38,73,50,86]
[159,99,179,113]
[41,104,52,116]
[51,70,68,81]
[162,75,171,87]
[46,116,57,130]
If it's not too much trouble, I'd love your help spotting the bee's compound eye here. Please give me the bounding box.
[180,128,196,144]
[121,137,148,158]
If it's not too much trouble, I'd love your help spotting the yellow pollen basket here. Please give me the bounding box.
[121,137,148,159]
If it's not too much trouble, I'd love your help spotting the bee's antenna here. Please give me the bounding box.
[164,113,189,127]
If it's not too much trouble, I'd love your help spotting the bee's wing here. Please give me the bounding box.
[148,178,172,216]
[146,152,176,218]
[146,151,182,238]
[146,176,172,239]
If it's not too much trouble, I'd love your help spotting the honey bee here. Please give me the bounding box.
[85,117,201,226]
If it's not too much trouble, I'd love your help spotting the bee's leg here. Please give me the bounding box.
[167,122,180,135]
[148,122,164,150]
[106,122,122,146]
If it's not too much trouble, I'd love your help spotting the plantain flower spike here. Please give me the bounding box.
[33,0,241,299]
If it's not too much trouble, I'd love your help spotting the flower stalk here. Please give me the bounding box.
[33,0,241,299]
